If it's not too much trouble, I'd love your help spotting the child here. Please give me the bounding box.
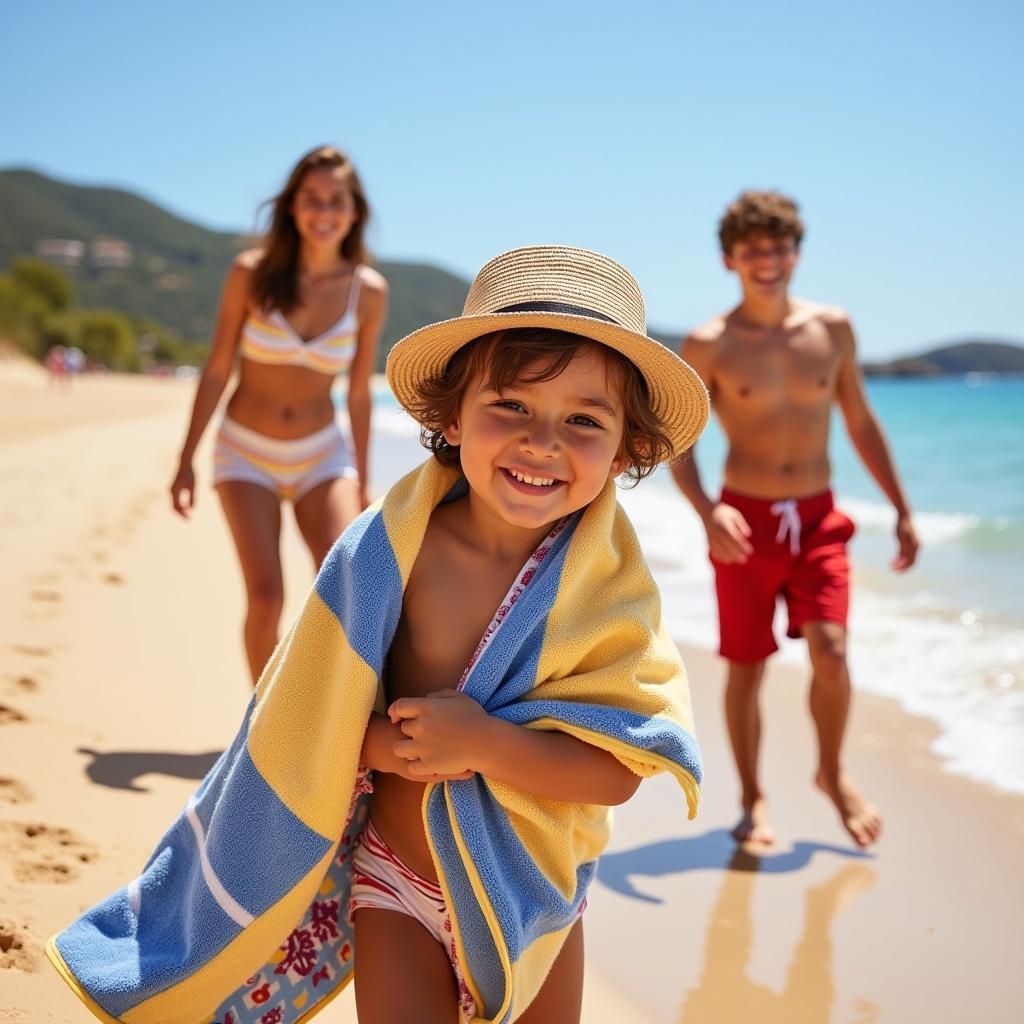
[48,246,709,1024]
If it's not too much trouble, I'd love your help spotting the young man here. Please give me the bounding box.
[672,191,919,848]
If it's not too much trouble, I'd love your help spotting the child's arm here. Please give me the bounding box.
[361,712,474,784]
[389,691,641,806]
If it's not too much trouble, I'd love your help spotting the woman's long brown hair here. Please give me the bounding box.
[250,146,371,312]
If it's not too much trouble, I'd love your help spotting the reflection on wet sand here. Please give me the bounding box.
[679,849,878,1024]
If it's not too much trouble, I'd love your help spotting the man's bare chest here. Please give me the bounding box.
[716,324,840,405]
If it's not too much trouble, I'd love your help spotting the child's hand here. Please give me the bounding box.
[389,690,489,777]
[361,712,473,783]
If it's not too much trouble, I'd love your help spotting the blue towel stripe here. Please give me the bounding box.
[459,521,573,709]
[496,700,704,782]
[59,836,244,1017]
[203,748,332,919]
[426,784,507,1015]
[447,779,591,960]
[315,509,403,669]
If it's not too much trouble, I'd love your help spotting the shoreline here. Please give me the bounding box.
[1,367,1022,1022]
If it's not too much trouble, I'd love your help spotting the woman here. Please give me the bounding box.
[170,146,388,683]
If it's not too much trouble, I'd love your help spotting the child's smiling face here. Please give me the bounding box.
[444,346,628,533]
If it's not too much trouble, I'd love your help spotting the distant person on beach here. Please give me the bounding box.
[45,343,67,385]
[64,345,85,376]
[170,146,388,683]
[671,191,919,847]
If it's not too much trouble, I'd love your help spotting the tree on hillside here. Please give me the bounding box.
[39,311,81,353]
[11,257,75,311]
[0,274,51,355]
[77,311,138,371]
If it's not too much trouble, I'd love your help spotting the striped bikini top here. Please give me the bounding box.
[239,268,361,376]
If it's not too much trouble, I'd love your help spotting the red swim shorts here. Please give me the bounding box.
[711,488,856,663]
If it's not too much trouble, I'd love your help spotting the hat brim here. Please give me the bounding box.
[386,310,709,458]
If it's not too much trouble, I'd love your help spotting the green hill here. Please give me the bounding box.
[862,341,1024,376]
[0,167,471,370]
[0,168,691,371]
[0,168,241,339]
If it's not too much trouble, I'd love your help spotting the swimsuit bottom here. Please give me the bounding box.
[349,820,477,1021]
[213,415,357,502]
[712,488,856,663]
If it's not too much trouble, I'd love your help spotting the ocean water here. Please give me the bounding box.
[362,377,1024,796]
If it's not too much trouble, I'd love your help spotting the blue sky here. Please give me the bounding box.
[3,0,1020,356]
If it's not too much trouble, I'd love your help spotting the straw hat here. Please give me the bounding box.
[386,245,709,457]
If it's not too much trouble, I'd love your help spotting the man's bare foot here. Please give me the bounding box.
[815,770,882,847]
[731,796,775,846]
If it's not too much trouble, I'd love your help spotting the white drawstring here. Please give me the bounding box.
[770,498,802,555]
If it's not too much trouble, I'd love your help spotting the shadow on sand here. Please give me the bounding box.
[597,827,871,902]
[76,747,222,792]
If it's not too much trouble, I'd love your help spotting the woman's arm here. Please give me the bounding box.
[346,268,389,508]
[389,691,642,805]
[169,253,254,517]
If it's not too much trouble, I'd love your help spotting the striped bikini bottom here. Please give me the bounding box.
[350,820,477,1021]
[212,416,357,502]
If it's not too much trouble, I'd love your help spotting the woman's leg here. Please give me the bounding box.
[215,481,283,684]
[354,908,461,1023]
[517,917,584,1024]
[293,476,360,569]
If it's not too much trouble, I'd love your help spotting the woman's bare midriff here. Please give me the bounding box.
[225,359,338,438]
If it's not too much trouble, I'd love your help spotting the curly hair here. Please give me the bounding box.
[718,190,804,255]
[403,328,674,484]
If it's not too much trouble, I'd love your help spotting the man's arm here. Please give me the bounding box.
[832,313,919,571]
[669,446,715,522]
[670,333,753,563]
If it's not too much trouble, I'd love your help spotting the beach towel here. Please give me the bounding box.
[47,458,702,1024]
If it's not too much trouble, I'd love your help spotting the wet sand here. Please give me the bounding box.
[1,362,1021,1022]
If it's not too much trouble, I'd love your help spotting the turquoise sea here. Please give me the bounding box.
[364,377,1024,795]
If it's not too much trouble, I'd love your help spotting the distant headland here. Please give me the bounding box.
[860,341,1024,377]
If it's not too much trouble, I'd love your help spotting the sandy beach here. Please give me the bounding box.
[2,361,1023,1023]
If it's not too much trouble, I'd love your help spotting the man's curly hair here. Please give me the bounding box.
[718,190,804,255]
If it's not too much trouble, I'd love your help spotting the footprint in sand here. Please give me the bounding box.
[29,589,62,604]
[10,676,39,694]
[0,778,32,805]
[12,645,50,659]
[0,823,97,884]
[102,572,125,586]
[0,704,27,725]
[0,919,37,972]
